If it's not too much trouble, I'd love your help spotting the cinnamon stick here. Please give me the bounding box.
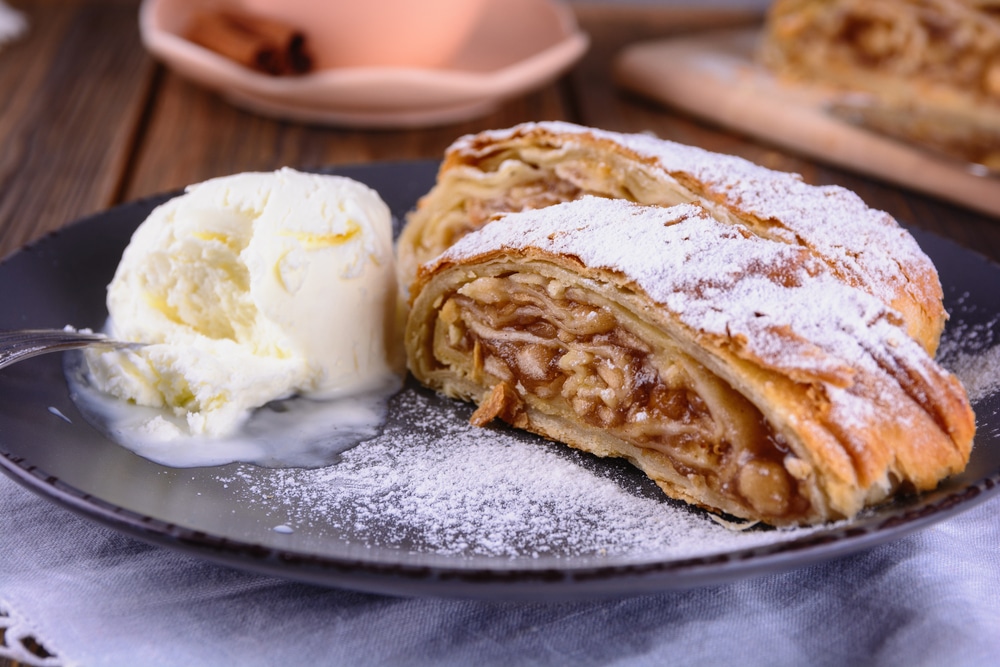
[186,10,313,76]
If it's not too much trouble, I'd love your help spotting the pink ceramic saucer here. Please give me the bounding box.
[139,0,589,127]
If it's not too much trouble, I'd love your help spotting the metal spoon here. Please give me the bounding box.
[0,329,143,371]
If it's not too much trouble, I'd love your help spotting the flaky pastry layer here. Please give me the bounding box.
[397,121,947,355]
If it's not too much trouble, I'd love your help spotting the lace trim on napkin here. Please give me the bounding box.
[0,600,62,667]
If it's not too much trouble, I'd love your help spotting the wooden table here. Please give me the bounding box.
[0,2,997,664]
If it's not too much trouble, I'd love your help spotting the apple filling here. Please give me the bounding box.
[436,157,683,251]
[464,176,584,229]
[428,272,813,522]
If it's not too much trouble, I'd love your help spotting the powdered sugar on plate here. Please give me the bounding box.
[948,344,1000,404]
[938,293,1000,404]
[220,386,829,561]
[202,267,999,565]
[209,204,984,564]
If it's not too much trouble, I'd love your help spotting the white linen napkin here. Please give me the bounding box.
[0,1,26,49]
[1,469,998,667]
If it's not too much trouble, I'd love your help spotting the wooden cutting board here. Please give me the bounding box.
[614,28,1000,219]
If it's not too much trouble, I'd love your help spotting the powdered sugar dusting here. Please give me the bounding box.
[435,197,925,396]
[949,344,1000,403]
[938,297,1000,403]
[220,388,826,560]
[452,121,935,310]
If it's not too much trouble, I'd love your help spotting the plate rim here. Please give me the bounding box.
[2,442,996,599]
[1,160,998,600]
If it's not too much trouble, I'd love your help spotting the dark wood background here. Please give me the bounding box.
[3,2,998,264]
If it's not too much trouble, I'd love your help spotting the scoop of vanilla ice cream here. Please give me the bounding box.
[85,167,401,438]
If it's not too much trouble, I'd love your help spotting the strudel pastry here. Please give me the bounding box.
[397,121,946,355]
[405,197,975,526]
[759,0,1000,169]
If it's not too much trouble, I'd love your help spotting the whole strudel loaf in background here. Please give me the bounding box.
[758,0,1000,169]
[405,197,975,526]
[397,121,946,355]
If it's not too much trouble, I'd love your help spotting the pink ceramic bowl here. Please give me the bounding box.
[139,0,589,127]
[239,0,489,69]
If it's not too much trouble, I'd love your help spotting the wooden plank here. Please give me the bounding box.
[0,0,155,259]
[569,5,762,131]
[122,69,570,201]
[614,30,1000,218]
[125,6,761,201]
[570,6,807,187]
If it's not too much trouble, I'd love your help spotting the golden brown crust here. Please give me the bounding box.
[470,380,528,428]
[397,121,947,355]
[405,198,975,526]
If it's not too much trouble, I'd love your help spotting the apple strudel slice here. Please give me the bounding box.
[759,0,1000,170]
[398,121,946,355]
[405,197,975,526]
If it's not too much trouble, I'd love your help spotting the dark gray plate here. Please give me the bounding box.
[0,161,997,600]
